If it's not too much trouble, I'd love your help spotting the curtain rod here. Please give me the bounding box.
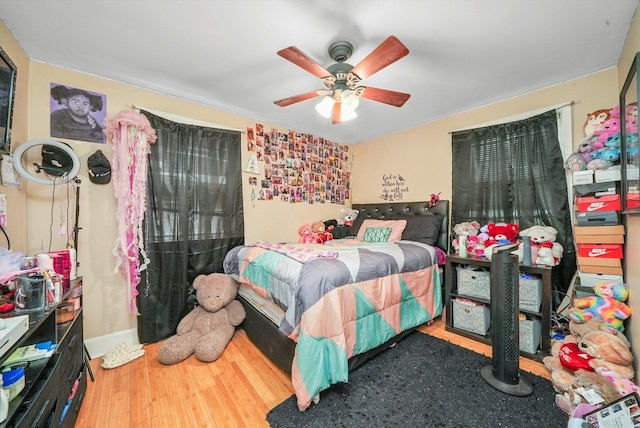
[129,105,244,133]
[448,101,575,134]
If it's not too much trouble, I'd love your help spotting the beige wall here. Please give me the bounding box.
[3,9,639,362]
[0,19,29,251]
[1,19,349,342]
[352,7,640,379]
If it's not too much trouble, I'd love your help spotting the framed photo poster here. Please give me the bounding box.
[620,52,640,214]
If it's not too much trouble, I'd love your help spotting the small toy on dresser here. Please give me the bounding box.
[518,225,564,266]
[451,221,482,256]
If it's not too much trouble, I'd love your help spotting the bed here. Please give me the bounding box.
[223,200,450,411]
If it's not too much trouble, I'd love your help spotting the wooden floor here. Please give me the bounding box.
[75,318,551,428]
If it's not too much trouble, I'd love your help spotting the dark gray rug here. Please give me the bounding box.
[267,332,567,428]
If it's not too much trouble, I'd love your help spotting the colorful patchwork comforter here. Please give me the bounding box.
[223,239,442,411]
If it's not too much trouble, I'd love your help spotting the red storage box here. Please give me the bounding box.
[577,244,623,259]
[575,194,621,213]
[627,193,640,209]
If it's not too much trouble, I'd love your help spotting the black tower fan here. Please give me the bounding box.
[480,243,533,396]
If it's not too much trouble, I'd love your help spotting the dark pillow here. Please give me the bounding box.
[390,214,443,246]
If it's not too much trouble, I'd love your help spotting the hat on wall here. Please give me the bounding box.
[41,143,74,177]
[87,149,111,184]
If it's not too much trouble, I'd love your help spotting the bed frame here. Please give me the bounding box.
[237,200,450,374]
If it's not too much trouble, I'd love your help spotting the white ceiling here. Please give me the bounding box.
[1,0,638,144]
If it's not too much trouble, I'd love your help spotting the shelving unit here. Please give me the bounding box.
[444,254,552,361]
[0,278,85,427]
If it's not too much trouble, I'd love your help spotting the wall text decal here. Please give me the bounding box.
[379,173,409,201]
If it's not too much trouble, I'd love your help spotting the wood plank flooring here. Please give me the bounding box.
[75,318,550,428]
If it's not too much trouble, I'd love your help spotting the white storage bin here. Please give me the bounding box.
[453,299,490,336]
[457,265,490,300]
[578,272,624,288]
[519,275,542,312]
[519,319,541,354]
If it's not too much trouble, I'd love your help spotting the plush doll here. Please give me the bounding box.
[482,222,520,259]
[626,102,638,133]
[593,105,622,150]
[451,221,481,253]
[564,109,612,172]
[339,208,359,227]
[158,273,246,365]
[311,221,332,242]
[543,319,632,415]
[568,282,631,334]
[298,224,317,243]
[518,225,563,266]
[564,135,600,171]
[583,108,611,138]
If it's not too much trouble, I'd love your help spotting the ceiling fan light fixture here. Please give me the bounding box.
[341,89,360,111]
[315,96,335,118]
[340,108,357,122]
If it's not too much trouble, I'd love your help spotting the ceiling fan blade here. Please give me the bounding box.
[350,36,409,80]
[274,90,326,107]
[277,46,333,79]
[331,102,342,124]
[360,87,410,107]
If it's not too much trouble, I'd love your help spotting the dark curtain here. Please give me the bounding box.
[137,111,244,343]
[451,109,576,308]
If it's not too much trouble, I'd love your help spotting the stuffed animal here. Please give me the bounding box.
[298,224,317,243]
[339,208,359,227]
[543,320,633,415]
[451,221,481,253]
[482,222,520,259]
[311,221,332,242]
[626,102,638,133]
[158,273,246,365]
[583,108,611,138]
[519,225,563,266]
[568,282,631,334]
[564,135,600,171]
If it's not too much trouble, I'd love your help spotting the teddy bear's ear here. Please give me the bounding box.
[192,275,206,290]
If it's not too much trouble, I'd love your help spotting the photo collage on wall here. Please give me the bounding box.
[246,124,351,205]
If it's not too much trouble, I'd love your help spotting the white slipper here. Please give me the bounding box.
[101,343,145,369]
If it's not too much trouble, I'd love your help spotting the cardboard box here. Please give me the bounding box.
[573,170,594,185]
[595,165,621,182]
[573,225,625,244]
[578,264,623,275]
[577,244,623,259]
[575,194,621,213]
[575,211,620,226]
[626,165,639,180]
[578,272,624,287]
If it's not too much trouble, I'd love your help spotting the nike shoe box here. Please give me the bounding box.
[576,194,621,212]
[577,243,623,259]
[576,210,619,226]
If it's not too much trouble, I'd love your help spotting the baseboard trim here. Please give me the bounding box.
[84,328,140,359]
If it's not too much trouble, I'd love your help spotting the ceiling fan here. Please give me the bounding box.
[274,36,410,124]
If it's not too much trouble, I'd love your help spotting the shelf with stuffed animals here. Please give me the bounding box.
[566,106,628,299]
[444,221,559,361]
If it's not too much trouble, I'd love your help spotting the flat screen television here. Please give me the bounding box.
[0,46,17,153]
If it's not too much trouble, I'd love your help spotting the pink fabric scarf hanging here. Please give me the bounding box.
[103,110,157,313]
